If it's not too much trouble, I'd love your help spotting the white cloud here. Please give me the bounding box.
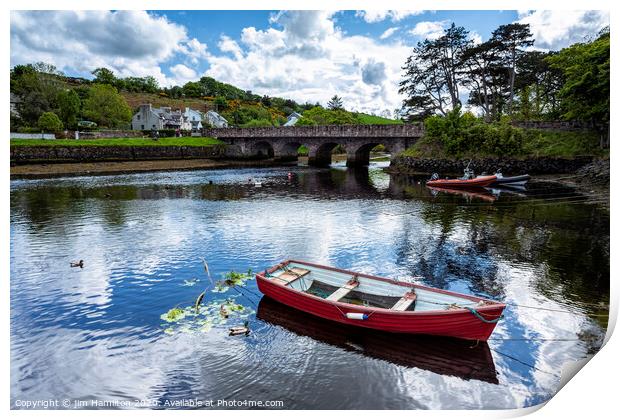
[10,10,413,113]
[205,11,410,114]
[469,31,483,46]
[169,63,197,83]
[218,35,243,60]
[178,37,209,64]
[409,20,450,40]
[356,10,424,23]
[517,10,610,50]
[10,10,208,86]
[380,27,399,40]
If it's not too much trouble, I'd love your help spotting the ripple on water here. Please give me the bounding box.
[10,167,609,409]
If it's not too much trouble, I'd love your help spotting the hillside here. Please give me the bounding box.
[11,64,403,130]
[121,92,214,112]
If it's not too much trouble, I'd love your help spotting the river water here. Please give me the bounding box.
[10,161,609,409]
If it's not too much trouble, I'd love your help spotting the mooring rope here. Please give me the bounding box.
[490,348,561,378]
[466,307,504,323]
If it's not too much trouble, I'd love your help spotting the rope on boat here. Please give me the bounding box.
[232,285,259,307]
[466,307,503,323]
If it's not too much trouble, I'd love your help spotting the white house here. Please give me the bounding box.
[205,111,228,128]
[284,111,302,126]
[131,104,193,131]
[183,107,203,131]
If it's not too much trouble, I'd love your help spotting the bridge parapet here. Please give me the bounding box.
[203,123,424,139]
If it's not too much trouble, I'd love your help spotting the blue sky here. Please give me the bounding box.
[10,10,609,115]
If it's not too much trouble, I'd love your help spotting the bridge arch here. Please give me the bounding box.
[274,141,308,162]
[347,142,384,167]
[308,142,347,167]
[251,141,275,159]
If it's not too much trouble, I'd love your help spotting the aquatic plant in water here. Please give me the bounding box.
[161,308,186,322]
[212,269,253,293]
[160,267,255,335]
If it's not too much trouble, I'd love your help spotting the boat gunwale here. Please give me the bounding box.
[258,259,506,317]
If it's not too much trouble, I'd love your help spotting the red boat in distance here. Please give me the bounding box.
[256,260,506,341]
[426,174,497,188]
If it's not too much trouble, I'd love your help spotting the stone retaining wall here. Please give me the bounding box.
[10,145,228,164]
[11,133,56,140]
[389,155,595,175]
[511,121,595,131]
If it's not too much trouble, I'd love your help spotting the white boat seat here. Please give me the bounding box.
[326,277,360,301]
[391,291,417,311]
[272,267,310,285]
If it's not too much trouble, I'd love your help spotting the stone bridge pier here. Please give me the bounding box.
[202,124,423,167]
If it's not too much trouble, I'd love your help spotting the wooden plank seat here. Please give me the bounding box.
[272,267,310,285]
[391,291,417,311]
[326,277,360,302]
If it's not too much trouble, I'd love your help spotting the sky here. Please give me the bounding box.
[10,10,610,116]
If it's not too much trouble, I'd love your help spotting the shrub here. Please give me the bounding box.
[421,108,524,157]
[240,118,274,128]
[37,112,63,132]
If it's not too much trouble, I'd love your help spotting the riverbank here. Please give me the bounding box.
[10,158,288,178]
[387,155,597,176]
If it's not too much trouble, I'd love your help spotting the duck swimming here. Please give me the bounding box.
[70,260,84,268]
[229,321,250,336]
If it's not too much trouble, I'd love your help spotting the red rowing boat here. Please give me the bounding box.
[426,174,497,188]
[256,260,506,341]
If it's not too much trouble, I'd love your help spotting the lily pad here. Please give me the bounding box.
[161,308,186,322]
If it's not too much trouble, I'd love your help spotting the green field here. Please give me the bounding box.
[10,137,224,147]
[354,113,403,125]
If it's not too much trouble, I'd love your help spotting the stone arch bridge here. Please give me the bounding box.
[202,124,424,166]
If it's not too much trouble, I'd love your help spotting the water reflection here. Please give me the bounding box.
[10,164,609,409]
[257,297,499,384]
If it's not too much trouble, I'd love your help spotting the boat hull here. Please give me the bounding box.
[426,175,497,188]
[256,261,505,341]
[490,174,530,187]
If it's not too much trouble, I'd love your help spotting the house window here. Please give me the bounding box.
[141,124,144,129]
[137,115,140,120]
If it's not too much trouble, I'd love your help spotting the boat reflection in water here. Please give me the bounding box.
[257,297,499,384]
[427,185,498,202]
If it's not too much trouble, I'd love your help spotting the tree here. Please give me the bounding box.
[490,23,534,115]
[82,84,132,128]
[514,50,564,119]
[327,95,344,110]
[10,63,62,126]
[399,23,471,119]
[92,67,117,86]
[214,96,228,110]
[57,89,81,129]
[461,40,509,121]
[182,81,203,97]
[37,112,63,132]
[546,29,609,146]
[261,95,272,107]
